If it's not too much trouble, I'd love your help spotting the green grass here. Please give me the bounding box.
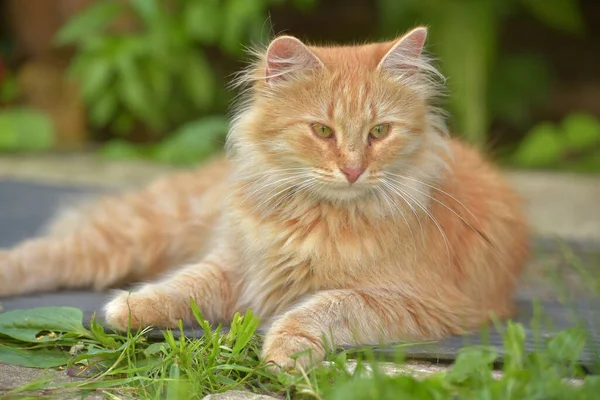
[0,300,598,400]
[1,244,600,399]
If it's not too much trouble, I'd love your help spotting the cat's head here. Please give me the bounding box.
[229,27,449,205]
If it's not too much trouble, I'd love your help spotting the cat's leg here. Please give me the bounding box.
[0,161,228,297]
[104,251,239,330]
[261,287,477,369]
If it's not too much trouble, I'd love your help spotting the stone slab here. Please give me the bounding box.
[0,363,104,399]
[506,171,600,241]
[0,179,103,248]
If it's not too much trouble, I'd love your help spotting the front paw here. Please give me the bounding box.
[261,330,325,371]
[103,288,180,331]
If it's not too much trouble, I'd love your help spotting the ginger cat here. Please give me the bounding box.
[0,27,529,369]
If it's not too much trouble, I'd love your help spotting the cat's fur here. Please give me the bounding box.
[0,27,529,369]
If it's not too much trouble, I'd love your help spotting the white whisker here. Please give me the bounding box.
[380,179,425,244]
[242,174,307,204]
[385,173,495,251]
[227,167,312,199]
[384,171,484,231]
[255,176,315,211]
[378,181,418,247]
[375,185,417,258]
[383,178,453,265]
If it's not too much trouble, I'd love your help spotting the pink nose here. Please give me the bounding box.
[341,166,365,184]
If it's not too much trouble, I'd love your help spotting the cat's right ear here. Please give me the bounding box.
[265,36,323,84]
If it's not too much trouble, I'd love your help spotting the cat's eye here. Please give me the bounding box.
[311,123,334,139]
[369,124,390,140]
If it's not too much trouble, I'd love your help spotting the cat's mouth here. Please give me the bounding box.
[312,179,376,201]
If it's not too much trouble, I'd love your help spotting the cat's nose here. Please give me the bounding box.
[341,166,365,184]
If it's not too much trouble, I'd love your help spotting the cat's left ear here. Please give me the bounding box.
[377,27,428,73]
[265,36,324,84]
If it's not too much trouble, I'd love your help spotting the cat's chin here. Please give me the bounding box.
[314,182,374,202]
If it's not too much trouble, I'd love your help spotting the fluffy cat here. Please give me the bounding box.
[0,27,529,369]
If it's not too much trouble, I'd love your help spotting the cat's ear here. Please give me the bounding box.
[377,27,428,73]
[265,36,323,84]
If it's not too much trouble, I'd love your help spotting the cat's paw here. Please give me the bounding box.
[261,329,325,371]
[104,288,180,331]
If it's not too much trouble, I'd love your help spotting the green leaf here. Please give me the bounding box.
[112,112,136,136]
[522,0,584,35]
[116,55,162,131]
[503,321,527,371]
[433,0,497,146]
[184,0,221,44]
[213,375,237,386]
[0,113,18,149]
[230,309,260,355]
[144,342,166,357]
[89,315,119,349]
[0,344,71,368]
[513,122,562,168]
[561,113,600,152]
[65,54,91,79]
[182,53,215,110]
[166,363,190,400]
[0,73,21,103]
[190,298,213,334]
[71,344,121,363]
[152,116,228,164]
[547,328,588,365]
[99,139,144,161]
[130,0,161,26]
[572,150,600,173]
[90,91,118,127]
[582,376,600,396]
[144,62,170,102]
[489,54,552,127]
[0,307,89,342]
[0,109,54,151]
[213,364,254,373]
[220,0,265,55]
[446,346,497,383]
[54,1,124,46]
[80,58,113,102]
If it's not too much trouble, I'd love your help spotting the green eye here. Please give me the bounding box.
[311,123,334,138]
[369,124,390,139]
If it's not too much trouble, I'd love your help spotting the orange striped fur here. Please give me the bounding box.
[0,27,529,369]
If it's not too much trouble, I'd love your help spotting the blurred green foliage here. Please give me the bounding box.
[100,115,228,165]
[0,108,54,151]
[0,45,54,152]
[9,0,589,172]
[0,73,20,105]
[376,0,584,146]
[54,0,314,164]
[512,113,600,172]
[56,0,265,135]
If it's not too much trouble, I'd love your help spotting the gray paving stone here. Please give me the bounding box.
[0,179,103,248]
[0,363,105,399]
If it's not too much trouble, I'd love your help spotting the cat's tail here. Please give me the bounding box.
[0,158,230,297]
